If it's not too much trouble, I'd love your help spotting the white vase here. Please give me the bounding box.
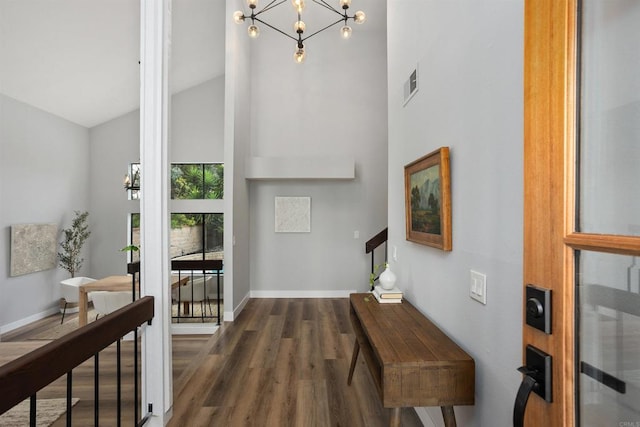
[379,265,397,290]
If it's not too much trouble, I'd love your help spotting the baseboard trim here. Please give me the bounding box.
[0,306,60,335]
[228,291,250,322]
[250,290,357,298]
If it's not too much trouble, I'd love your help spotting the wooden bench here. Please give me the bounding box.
[347,293,475,427]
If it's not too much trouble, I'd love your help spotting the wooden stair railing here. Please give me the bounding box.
[365,228,388,289]
[0,296,154,425]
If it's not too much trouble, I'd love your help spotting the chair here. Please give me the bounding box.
[90,291,133,320]
[172,276,212,319]
[60,277,97,324]
[206,274,223,301]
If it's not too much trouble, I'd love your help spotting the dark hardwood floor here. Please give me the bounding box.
[168,298,423,427]
[2,298,423,427]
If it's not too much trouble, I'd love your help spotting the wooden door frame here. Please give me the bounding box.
[525,1,640,424]
[523,0,577,424]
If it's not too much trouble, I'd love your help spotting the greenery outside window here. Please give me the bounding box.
[128,213,223,263]
[170,213,223,260]
[127,163,223,200]
[129,213,141,263]
[171,163,223,199]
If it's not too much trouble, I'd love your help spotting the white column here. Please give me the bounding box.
[140,0,172,425]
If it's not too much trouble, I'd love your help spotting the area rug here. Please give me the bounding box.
[30,311,96,340]
[0,398,79,427]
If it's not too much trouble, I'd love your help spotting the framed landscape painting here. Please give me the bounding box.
[404,147,452,251]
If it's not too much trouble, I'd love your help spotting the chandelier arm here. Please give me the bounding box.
[254,0,287,17]
[312,0,346,18]
[253,17,300,42]
[301,18,345,42]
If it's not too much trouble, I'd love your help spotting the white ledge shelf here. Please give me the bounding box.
[245,157,355,180]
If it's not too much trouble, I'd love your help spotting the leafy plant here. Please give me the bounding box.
[58,211,91,278]
[369,262,389,290]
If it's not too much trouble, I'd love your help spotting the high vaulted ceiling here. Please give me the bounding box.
[0,0,225,128]
[0,0,381,129]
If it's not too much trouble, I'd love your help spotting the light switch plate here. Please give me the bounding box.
[470,270,487,304]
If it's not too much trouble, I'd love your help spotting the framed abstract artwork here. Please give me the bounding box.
[404,147,452,251]
[274,196,311,233]
[10,223,58,276]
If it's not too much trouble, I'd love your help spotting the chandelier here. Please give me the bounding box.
[233,0,366,64]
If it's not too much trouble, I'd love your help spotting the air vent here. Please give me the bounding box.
[403,66,418,106]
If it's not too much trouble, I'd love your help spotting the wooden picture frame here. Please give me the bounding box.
[404,147,452,251]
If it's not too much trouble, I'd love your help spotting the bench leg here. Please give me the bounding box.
[347,340,360,385]
[441,406,457,427]
[389,408,401,427]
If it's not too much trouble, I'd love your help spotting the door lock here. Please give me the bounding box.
[525,284,551,334]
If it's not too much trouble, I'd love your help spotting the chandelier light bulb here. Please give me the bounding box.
[354,10,366,24]
[248,24,260,38]
[248,0,258,8]
[233,11,245,24]
[341,25,352,39]
[292,0,305,13]
[294,47,306,63]
[294,20,306,33]
[340,0,351,9]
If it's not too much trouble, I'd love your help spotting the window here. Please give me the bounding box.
[171,163,223,199]
[127,163,141,200]
[127,212,223,262]
[170,213,223,260]
[126,163,223,263]
[129,213,140,263]
[127,162,223,200]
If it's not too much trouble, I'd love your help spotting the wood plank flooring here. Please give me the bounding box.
[2,298,423,427]
[168,298,423,427]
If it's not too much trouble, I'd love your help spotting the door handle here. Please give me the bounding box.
[513,345,552,427]
[513,367,539,427]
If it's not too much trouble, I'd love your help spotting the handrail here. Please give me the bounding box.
[0,296,154,415]
[128,261,141,274]
[171,259,223,270]
[365,228,388,254]
[365,228,388,290]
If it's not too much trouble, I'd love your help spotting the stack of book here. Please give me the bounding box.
[372,285,403,303]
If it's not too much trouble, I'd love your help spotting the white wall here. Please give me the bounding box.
[88,109,139,279]
[246,13,388,296]
[226,0,252,315]
[88,77,226,280]
[171,76,225,163]
[387,1,523,426]
[0,94,90,331]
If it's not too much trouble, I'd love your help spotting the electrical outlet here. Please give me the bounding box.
[470,270,487,304]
